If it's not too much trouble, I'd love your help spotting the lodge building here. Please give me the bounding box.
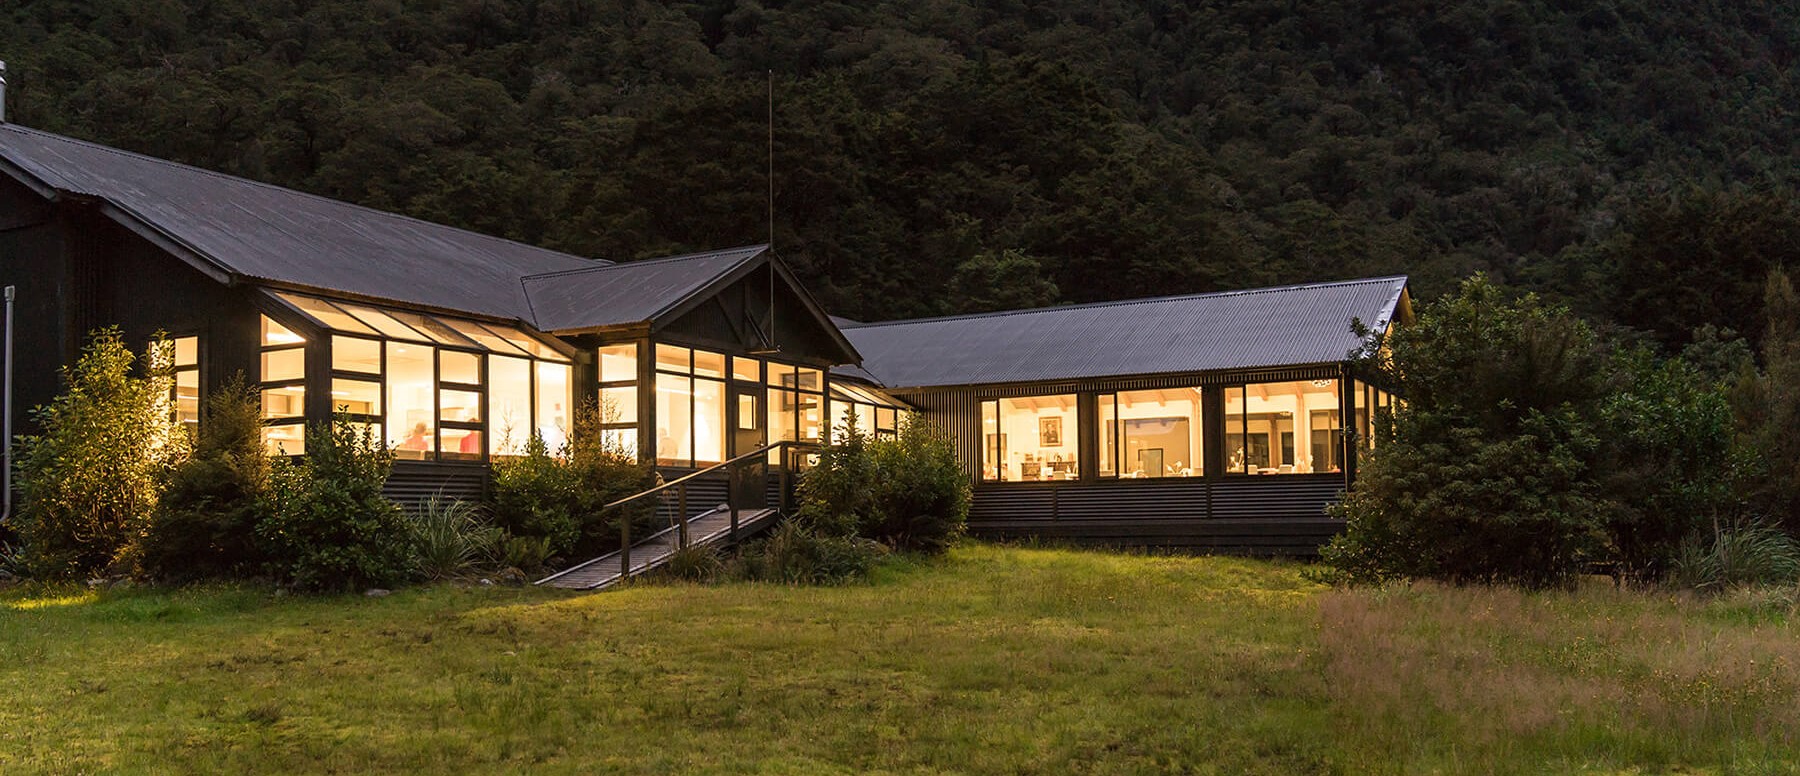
[0,124,1408,556]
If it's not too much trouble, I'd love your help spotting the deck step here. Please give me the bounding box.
[535,506,781,590]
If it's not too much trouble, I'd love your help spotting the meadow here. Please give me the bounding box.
[3,544,1798,774]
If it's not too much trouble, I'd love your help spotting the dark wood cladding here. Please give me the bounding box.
[385,460,490,506]
[966,475,1345,555]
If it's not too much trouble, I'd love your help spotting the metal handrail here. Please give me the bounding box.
[604,440,819,510]
[612,439,820,581]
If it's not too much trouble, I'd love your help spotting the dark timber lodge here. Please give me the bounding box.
[0,124,1410,559]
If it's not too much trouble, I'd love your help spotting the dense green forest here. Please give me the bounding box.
[1,1,1796,339]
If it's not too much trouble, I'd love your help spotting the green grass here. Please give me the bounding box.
[3,544,1799,774]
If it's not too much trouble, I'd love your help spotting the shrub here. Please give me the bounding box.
[1670,520,1800,592]
[138,377,271,582]
[796,410,970,554]
[11,329,186,580]
[664,542,724,583]
[488,403,657,560]
[410,494,500,581]
[499,534,553,575]
[259,420,415,591]
[489,432,580,554]
[738,521,884,585]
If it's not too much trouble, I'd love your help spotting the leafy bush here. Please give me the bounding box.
[488,403,657,560]
[1670,521,1800,592]
[489,432,580,554]
[11,329,186,580]
[410,494,500,581]
[258,420,415,591]
[499,534,553,575]
[664,542,724,583]
[138,377,270,582]
[737,521,884,585]
[796,410,970,554]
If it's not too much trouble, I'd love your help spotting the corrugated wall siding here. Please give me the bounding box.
[967,476,1344,554]
[386,461,489,507]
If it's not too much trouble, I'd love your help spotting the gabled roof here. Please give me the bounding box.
[0,124,601,320]
[523,245,768,332]
[840,276,1411,389]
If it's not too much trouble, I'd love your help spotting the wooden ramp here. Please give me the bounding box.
[535,506,781,590]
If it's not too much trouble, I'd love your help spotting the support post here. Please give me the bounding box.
[729,459,740,540]
[678,482,689,549]
[619,508,631,582]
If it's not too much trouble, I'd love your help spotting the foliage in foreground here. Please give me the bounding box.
[138,377,270,583]
[409,495,501,582]
[488,403,657,561]
[796,411,970,554]
[10,329,185,580]
[1321,276,1736,588]
[259,421,414,591]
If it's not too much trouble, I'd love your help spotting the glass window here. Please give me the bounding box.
[535,361,572,452]
[769,388,799,446]
[489,356,533,456]
[1224,380,1342,474]
[876,407,899,433]
[333,336,382,374]
[440,428,483,461]
[388,310,477,347]
[261,348,305,382]
[438,318,530,357]
[657,373,693,466]
[655,344,691,374]
[599,343,638,383]
[796,368,822,392]
[261,385,306,419]
[262,424,305,456]
[173,336,198,367]
[274,293,378,335]
[981,394,1079,482]
[732,357,761,383]
[600,386,638,425]
[768,363,797,388]
[1097,393,1117,477]
[441,389,482,424]
[332,379,382,416]
[440,350,482,385]
[693,350,726,379]
[170,336,200,432]
[694,378,726,464]
[341,305,427,341]
[481,323,567,361]
[387,343,436,458]
[798,390,823,443]
[603,428,639,457]
[1114,388,1204,478]
[261,315,304,346]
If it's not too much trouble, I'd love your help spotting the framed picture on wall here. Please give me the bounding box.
[1040,416,1063,447]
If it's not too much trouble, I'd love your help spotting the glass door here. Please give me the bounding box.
[730,384,768,509]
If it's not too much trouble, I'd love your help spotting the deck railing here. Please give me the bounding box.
[610,440,821,574]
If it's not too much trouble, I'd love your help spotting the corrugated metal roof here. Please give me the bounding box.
[522,245,767,332]
[839,276,1409,388]
[0,124,602,319]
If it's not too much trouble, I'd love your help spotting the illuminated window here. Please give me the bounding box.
[259,315,307,455]
[980,395,1079,482]
[652,346,726,467]
[596,342,640,458]
[1224,380,1343,475]
[387,343,435,459]
[1100,388,1204,478]
[489,356,532,456]
[169,336,200,434]
[536,361,572,452]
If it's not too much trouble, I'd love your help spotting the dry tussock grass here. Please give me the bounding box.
[1320,580,1800,770]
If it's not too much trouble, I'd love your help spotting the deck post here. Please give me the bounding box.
[619,507,631,582]
[729,459,740,540]
[678,482,689,549]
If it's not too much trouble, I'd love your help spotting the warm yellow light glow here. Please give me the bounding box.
[6,591,99,610]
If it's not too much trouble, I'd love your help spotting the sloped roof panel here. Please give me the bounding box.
[521,245,767,332]
[840,276,1409,389]
[0,125,601,319]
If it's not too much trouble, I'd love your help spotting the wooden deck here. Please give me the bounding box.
[535,506,781,590]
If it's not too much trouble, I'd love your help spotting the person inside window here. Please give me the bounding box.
[400,422,430,453]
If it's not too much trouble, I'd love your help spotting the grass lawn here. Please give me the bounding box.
[4,543,1800,774]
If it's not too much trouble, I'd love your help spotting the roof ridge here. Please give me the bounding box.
[521,244,767,281]
[841,275,1411,329]
[0,124,609,267]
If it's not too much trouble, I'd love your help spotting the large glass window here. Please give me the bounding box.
[489,356,532,456]
[597,343,640,457]
[259,315,307,455]
[536,361,572,453]
[652,346,726,467]
[828,382,907,441]
[980,394,1080,482]
[387,342,435,459]
[170,336,200,434]
[1103,387,1204,478]
[1224,380,1342,475]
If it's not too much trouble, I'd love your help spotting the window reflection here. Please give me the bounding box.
[981,395,1079,482]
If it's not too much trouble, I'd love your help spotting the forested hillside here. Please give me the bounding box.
[1,1,1795,338]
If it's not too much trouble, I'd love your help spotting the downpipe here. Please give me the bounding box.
[2,285,13,526]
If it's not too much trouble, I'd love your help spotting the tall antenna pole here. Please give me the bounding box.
[767,70,776,348]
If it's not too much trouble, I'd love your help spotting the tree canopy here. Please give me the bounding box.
[1,1,1796,325]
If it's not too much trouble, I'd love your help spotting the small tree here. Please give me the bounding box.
[138,375,271,582]
[1320,276,1614,588]
[259,419,414,591]
[11,328,186,579]
[488,400,656,560]
[1734,269,1800,534]
[797,410,970,554]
